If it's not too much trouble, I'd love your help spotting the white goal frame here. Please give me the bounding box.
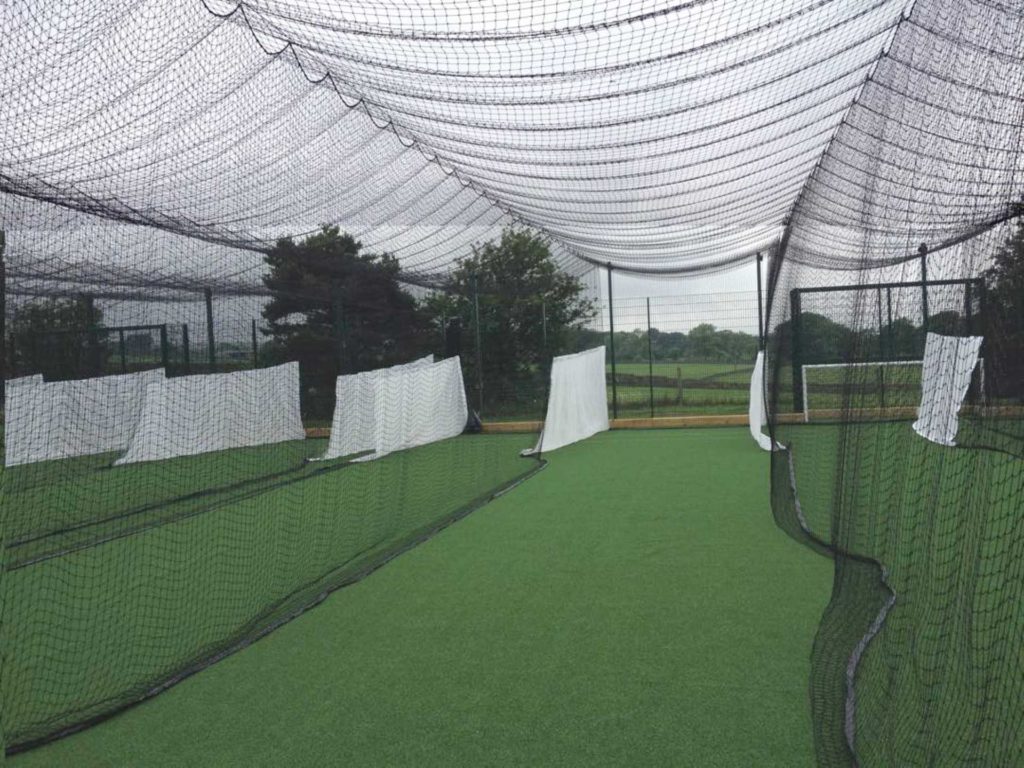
[801,359,985,423]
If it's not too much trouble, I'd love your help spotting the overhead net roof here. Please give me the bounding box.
[784,0,1024,274]
[2,0,924,293]
[3,0,1021,293]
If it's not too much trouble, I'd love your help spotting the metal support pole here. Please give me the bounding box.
[790,289,803,414]
[0,232,6,406]
[541,300,548,354]
[876,287,885,409]
[919,242,929,332]
[204,287,216,370]
[471,276,484,415]
[118,329,127,374]
[976,279,990,402]
[159,324,169,371]
[607,263,618,420]
[755,252,765,350]
[646,297,654,418]
[251,319,259,368]
[332,287,346,375]
[886,287,894,359]
[964,280,975,403]
[84,293,100,376]
[182,323,191,375]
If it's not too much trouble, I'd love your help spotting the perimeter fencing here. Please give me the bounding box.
[3,286,765,424]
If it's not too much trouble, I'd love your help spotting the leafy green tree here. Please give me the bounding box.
[984,215,1024,398]
[9,298,106,380]
[262,225,432,417]
[425,228,596,414]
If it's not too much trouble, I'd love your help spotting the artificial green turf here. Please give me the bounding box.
[3,434,538,747]
[12,428,831,767]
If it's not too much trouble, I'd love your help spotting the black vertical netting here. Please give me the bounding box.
[764,1,1024,758]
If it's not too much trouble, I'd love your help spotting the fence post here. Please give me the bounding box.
[332,286,346,375]
[790,289,803,414]
[204,287,215,371]
[118,329,127,374]
[919,242,929,332]
[885,286,894,360]
[646,297,654,418]
[976,278,990,402]
[607,263,618,420]
[876,287,885,409]
[541,299,548,355]
[182,323,191,375]
[251,319,259,368]
[82,293,101,376]
[756,252,765,350]
[159,324,169,371]
[471,276,484,415]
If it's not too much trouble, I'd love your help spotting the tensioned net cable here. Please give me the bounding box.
[1,0,1023,763]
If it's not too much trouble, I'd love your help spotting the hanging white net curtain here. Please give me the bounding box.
[341,356,468,462]
[316,355,436,461]
[527,346,609,455]
[5,368,165,467]
[748,350,777,452]
[912,333,983,447]
[116,362,304,465]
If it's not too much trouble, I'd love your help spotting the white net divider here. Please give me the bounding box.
[344,356,467,463]
[5,368,165,467]
[912,333,984,447]
[748,351,779,452]
[525,346,609,456]
[7,374,44,388]
[314,355,436,462]
[116,362,304,465]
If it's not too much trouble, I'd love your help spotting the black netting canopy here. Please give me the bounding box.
[1,0,1023,765]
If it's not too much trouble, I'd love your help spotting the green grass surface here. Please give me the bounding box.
[12,428,831,767]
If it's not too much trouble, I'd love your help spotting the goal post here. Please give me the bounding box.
[801,358,984,423]
[788,277,986,419]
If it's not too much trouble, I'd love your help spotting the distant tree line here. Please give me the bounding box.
[771,308,975,366]
[6,211,1020,407]
[576,323,759,364]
